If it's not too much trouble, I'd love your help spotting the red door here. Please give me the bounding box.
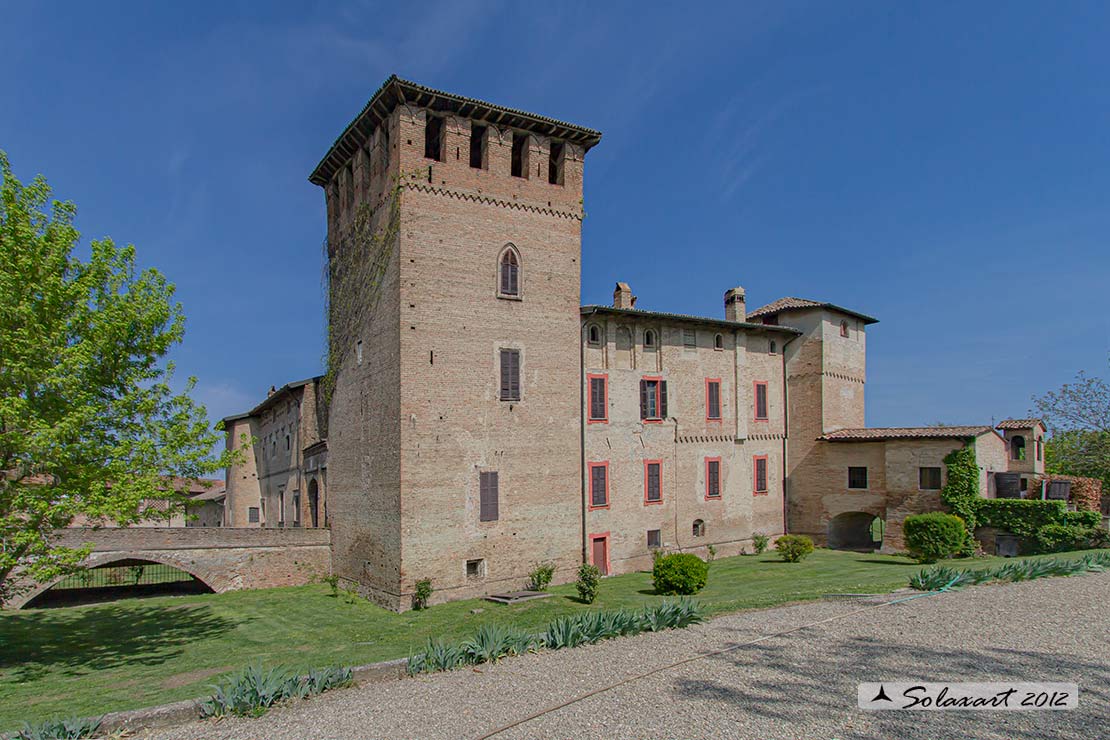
[591,536,609,576]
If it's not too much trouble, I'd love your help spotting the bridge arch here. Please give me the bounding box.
[17,551,220,609]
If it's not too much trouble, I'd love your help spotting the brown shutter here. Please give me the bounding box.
[660,381,668,418]
[639,380,648,419]
[480,471,499,521]
[500,350,520,401]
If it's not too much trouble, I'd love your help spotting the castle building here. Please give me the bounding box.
[220,77,1062,610]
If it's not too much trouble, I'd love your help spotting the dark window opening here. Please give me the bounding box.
[587,324,601,346]
[754,457,768,493]
[647,529,661,549]
[248,507,259,523]
[645,462,662,502]
[919,466,942,490]
[589,377,607,421]
[644,330,656,348]
[511,132,528,178]
[590,464,608,507]
[707,460,721,498]
[499,249,520,296]
[499,349,521,401]
[548,141,564,184]
[469,124,486,169]
[693,519,705,537]
[840,320,850,338]
[1036,437,1043,461]
[1011,435,1026,461]
[848,466,868,489]
[424,116,444,161]
[479,472,499,522]
[466,559,484,578]
[769,340,777,354]
[714,333,724,350]
[707,381,721,420]
[754,382,768,420]
[1047,480,1072,501]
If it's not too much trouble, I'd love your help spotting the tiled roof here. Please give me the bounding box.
[746,297,879,325]
[580,305,801,334]
[821,426,994,441]
[310,75,603,186]
[996,418,1044,430]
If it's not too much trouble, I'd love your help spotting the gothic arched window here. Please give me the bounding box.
[498,246,521,298]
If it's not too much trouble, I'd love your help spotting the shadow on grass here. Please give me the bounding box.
[0,602,242,682]
[854,558,917,566]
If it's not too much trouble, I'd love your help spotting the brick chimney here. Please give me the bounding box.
[724,287,746,322]
[613,282,636,309]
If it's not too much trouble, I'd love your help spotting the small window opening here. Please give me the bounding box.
[848,466,869,489]
[356,340,363,365]
[644,329,656,348]
[469,124,486,169]
[511,132,528,178]
[714,333,723,350]
[770,340,777,354]
[499,249,520,297]
[647,529,661,549]
[466,559,484,578]
[548,141,564,185]
[840,320,850,338]
[1011,435,1026,461]
[683,329,696,349]
[692,519,705,537]
[587,324,601,346]
[424,116,444,161]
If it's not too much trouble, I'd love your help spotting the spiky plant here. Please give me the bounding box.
[11,717,102,740]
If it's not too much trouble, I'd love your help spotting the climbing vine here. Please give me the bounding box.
[321,170,424,407]
[939,446,981,553]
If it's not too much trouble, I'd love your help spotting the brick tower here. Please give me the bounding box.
[309,76,602,609]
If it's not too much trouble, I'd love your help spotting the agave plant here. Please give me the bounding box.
[462,624,517,664]
[297,666,353,698]
[200,664,351,717]
[908,566,968,591]
[543,615,586,650]
[12,717,102,740]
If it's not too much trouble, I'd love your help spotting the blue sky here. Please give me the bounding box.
[3,1,1108,428]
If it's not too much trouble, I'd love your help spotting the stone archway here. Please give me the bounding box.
[308,478,320,528]
[19,553,218,609]
[828,511,883,550]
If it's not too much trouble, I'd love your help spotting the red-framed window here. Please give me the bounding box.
[705,378,722,421]
[587,374,608,424]
[639,376,667,422]
[588,461,610,510]
[753,381,768,421]
[753,455,768,496]
[643,459,663,504]
[705,457,722,499]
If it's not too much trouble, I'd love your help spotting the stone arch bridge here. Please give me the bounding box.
[9,527,332,609]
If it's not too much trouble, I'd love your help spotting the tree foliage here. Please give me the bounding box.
[1033,358,1110,493]
[0,151,232,603]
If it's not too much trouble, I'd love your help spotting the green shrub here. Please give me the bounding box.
[10,717,102,740]
[975,499,1068,537]
[412,579,432,610]
[526,562,556,591]
[200,664,352,718]
[775,534,815,563]
[1062,510,1102,528]
[321,574,340,597]
[576,563,601,604]
[903,512,967,563]
[651,553,709,595]
[1034,524,1097,553]
[752,532,770,555]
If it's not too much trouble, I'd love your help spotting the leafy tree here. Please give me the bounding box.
[0,151,234,603]
[1034,358,1110,492]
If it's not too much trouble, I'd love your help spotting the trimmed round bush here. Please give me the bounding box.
[652,553,709,595]
[775,534,814,563]
[903,512,966,563]
[576,563,601,604]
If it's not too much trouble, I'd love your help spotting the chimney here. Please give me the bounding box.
[724,287,746,322]
[613,282,636,309]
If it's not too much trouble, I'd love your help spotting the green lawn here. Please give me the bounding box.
[1,547,1106,729]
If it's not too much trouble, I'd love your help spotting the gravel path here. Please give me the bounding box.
[147,574,1110,740]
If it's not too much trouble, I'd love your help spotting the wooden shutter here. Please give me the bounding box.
[500,350,520,401]
[756,458,767,492]
[708,381,720,419]
[995,472,1021,499]
[1047,480,1071,500]
[479,471,499,521]
[639,379,648,419]
[590,377,606,420]
[647,463,661,501]
[591,465,607,507]
[660,381,668,418]
[708,460,720,496]
[755,383,768,419]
